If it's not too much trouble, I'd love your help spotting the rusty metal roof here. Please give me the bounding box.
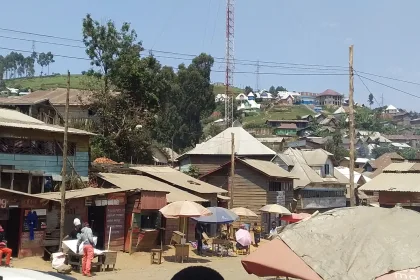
[359,172,420,192]
[0,108,94,136]
[240,158,297,179]
[16,88,92,106]
[131,166,228,194]
[98,173,207,203]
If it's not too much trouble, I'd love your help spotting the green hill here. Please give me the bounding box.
[4,75,244,95]
[242,105,314,127]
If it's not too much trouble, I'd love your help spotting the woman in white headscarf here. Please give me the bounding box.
[63,218,82,240]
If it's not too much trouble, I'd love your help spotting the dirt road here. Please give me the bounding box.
[13,248,266,280]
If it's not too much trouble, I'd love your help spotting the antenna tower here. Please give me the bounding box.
[224,0,235,128]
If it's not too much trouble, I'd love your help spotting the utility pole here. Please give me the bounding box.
[229,133,235,208]
[348,45,356,207]
[59,71,70,248]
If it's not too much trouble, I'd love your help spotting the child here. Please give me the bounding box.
[253,222,261,247]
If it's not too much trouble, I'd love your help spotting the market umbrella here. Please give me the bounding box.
[280,213,311,223]
[259,204,291,215]
[230,207,258,217]
[192,207,239,224]
[243,207,420,280]
[235,228,252,247]
[242,238,322,280]
[159,201,212,218]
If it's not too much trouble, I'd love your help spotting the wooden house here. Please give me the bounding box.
[360,162,420,211]
[0,108,93,193]
[178,127,277,175]
[200,158,296,233]
[278,148,348,214]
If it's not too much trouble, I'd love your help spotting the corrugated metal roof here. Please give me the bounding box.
[0,187,51,199]
[0,108,94,136]
[0,97,50,105]
[131,166,228,194]
[359,173,420,192]
[17,88,92,106]
[180,127,276,157]
[256,137,285,143]
[240,158,297,179]
[384,162,420,172]
[98,173,207,203]
[31,187,128,201]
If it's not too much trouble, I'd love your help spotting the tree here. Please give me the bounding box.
[269,85,276,94]
[276,86,287,92]
[244,86,253,95]
[325,130,349,162]
[82,14,167,163]
[37,52,48,75]
[46,52,55,75]
[368,93,374,108]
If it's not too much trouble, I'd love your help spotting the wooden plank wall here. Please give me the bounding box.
[232,162,268,230]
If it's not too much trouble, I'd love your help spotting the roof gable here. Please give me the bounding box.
[181,127,276,157]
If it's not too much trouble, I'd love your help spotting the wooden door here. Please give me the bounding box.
[124,212,134,253]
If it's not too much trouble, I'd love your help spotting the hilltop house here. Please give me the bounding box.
[265,119,309,129]
[384,105,398,115]
[298,92,318,105]
[200,158,296,233]
[275,148,348,213]
[273,123,297,137]
[362,152,405,177]
[177,127,277,175]
[5,88,94,124]
[316,89,344,106]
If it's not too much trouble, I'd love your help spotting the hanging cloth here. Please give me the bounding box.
[26,211,38,241]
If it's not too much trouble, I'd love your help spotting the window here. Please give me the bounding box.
[0,138,76,156]
[269,181,293,192]
[324,164,330,175]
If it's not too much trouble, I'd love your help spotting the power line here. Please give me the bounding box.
[0,27,81,42]
[358,74,420,99]
[0,35,85,49]
[354,70,380,106]
[355,69,420,86]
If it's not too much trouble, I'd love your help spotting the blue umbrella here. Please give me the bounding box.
[192,207,239,224]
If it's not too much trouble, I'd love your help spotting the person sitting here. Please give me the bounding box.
[0,225,12,267]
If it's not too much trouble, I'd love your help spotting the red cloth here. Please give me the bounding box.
[0,248,12,265]
[82,244,94,276]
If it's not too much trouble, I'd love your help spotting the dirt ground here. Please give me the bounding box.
[12,243,278,280]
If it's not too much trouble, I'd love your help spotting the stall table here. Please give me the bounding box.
[174,244,189,263]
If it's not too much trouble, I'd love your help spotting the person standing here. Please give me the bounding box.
[195,223,205,256]
[76,222,95,277]
[253,222,261,247]
[0,225,12,267]
[63,218,82,240]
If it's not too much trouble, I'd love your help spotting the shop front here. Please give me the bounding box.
[0,190,49,258]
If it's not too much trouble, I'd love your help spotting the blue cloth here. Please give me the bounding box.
[192,207,239,224]
[26,211,38,241]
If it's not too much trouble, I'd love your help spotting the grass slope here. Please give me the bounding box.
[242,105,314,126]
[5,75,244,95]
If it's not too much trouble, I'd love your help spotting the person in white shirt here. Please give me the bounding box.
[269,221,277,236]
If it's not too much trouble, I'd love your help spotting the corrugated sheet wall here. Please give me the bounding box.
[0,152,89,176]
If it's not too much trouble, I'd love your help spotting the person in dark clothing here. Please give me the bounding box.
[63,218,82,240]
[195,223,205,255]
[171,266,224,280]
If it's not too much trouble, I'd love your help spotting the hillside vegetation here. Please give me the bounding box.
[4,75,243,95]
[242,105,314,127]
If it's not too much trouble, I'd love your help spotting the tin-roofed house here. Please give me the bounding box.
[177,127,277,176]
[200,158,296,233]
[360,163,420,211]
[278,148,348,214]
[130,166,227,242]
[0,108,93,194]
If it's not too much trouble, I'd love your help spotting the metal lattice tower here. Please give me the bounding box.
[225,0,235,128]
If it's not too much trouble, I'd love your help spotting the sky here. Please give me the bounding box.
[1,0,420,110]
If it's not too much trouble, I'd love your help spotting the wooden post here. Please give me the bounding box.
[229,132,235,209]
[10,173,14,190]
[59,71,70,249]
[348,45,356,207]
[27,173,32,194]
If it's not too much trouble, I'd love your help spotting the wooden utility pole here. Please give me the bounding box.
[59,71,70,248]
[229,133,235,208]
[348,45,356,207]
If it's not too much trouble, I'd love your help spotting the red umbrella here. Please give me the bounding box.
[241,239,322,280]
[280,213,311,223]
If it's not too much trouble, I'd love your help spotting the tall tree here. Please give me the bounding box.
[368,93,374,108]
[46,52,55,75]
[244,86,253,95]
[37,52,48,75]
[269,85,276,94]
[276,85,287,92]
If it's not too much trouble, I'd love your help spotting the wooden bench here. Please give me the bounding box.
[150,249,162,265]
